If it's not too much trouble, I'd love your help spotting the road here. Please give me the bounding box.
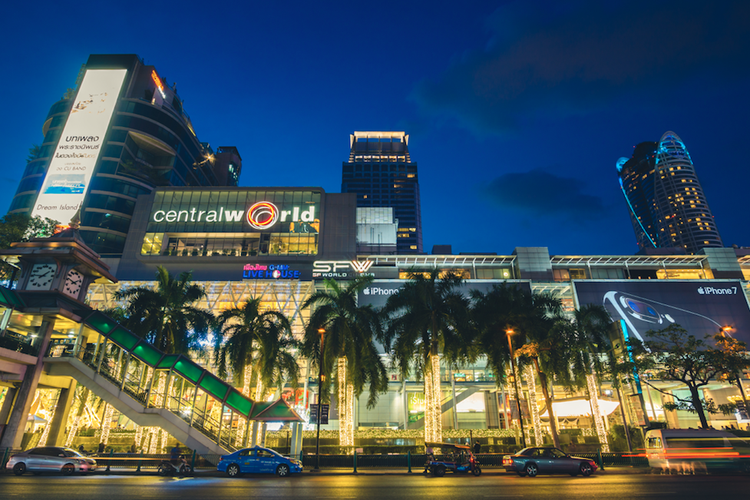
[1,472,749,499]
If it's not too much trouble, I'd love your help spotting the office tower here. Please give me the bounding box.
[617,131,722,254]
[341,132,423,254]
[9,54,242,257]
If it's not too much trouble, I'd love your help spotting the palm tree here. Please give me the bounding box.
[114,266,213,355]
[561,304,615,451]
[383,268,470,443]
[301,277,388,448]
[506,290,566,449]
[214,298,298,399]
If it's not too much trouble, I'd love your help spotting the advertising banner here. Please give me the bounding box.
[33,69,127,223]
[574,280,750,344]
[358,280,532,309]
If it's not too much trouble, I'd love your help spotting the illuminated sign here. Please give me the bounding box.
[33,69,127,223]
[151,201,316,229]
[151,70,166,98]
[247,201,278,230]
[312,260,373,279]
[243,264,301,280]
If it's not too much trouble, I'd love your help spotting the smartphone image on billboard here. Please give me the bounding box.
[603,291,722,342]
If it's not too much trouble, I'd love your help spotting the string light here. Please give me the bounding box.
[38,389,61,447]
[338,358,354,449]
[423,354,442,443]
[134,425,144,451]
[586,373,610,452]
[100,403,115,445]
[525,366,543,446]
[66,390,92,447]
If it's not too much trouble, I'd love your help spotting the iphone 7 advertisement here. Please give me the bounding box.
[573,280,750,344]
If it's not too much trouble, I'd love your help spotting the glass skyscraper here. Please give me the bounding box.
[617,131,722,254]
[9,54,242,257]
[341,132,423,254]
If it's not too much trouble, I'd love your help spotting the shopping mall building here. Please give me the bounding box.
[1,55,750,455]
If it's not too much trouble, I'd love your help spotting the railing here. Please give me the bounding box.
[45,345,233,454]
[0,332,40,356]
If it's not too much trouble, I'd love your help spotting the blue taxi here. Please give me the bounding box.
[217,446,302,477]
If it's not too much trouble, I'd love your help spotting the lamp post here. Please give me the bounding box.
[313,327,325,471]
[506,329,526,448]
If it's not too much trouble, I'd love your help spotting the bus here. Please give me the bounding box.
[645,428,750,473]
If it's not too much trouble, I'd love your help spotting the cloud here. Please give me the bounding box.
[412,0,750,135]
[479,169,609,221]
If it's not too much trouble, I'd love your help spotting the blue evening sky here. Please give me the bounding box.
[1,1,748,256]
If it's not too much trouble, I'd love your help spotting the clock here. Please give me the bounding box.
[63,269,84,299]
[27,263,58,290]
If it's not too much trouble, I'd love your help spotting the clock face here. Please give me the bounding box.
[63,269,84,298]
[27,263,58,290]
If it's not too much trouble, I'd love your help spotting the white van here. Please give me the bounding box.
[645,428,750,473]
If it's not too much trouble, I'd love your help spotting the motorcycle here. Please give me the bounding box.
[157,455,192,476]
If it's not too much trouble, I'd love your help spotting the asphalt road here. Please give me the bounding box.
[1,472,749,499]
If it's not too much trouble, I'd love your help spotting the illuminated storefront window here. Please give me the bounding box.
[655,269,709,280]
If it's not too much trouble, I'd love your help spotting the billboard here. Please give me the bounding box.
[574,280,750,345]
[358,280,532,309]
[147,190,321,234]
[33,69,127,223]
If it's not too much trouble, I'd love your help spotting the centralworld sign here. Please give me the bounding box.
[146,190,322,235]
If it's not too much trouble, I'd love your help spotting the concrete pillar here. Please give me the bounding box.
[0,387,18,425]
[0,387,18,441]
[47,379,77,446]
[0,321,54,449]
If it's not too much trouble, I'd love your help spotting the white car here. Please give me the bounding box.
[6,446,98,475]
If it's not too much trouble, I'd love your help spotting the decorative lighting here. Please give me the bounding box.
[100,404,115,445]
[586,373,610,452]
[337,358,354,449]
[525,366,543,446]
[424,354,442,443]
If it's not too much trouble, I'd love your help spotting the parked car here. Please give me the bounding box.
[502,447,597,477]
[217,446,302,477]
[6,446,98,476]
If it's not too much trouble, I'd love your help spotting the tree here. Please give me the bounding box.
[214,298,298,399]
[301,277,388,448]
[713,329,750,416]
[383,268,470,443]
[0,214,59,280]
[626,324,749,429]
[558,304,616,451]
[27,144,41,164]
[114,266,213,355]
[508,290,566,449]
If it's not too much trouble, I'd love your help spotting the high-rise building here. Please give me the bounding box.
[9,54,241,257]
[341,132,422,254]
[617,131,722,254]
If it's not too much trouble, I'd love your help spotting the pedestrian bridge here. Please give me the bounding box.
[44,310,301,457]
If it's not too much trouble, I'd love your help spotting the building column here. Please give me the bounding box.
[0,387,18,439]
[47,379,77,446]
[0,321,54,449]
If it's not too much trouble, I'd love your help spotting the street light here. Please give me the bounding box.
[313,327,325,471]
[506,328,526,448]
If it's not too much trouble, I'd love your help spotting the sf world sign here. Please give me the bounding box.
[152,200,316,229]
[312,260,373,279]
